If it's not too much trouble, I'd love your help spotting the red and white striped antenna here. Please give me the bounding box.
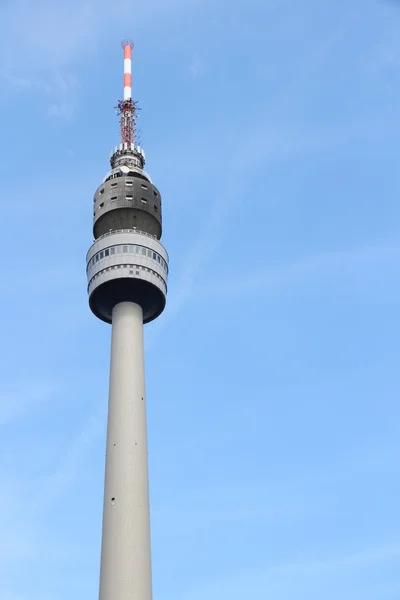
[122,39,134,100]
[117,40,137,149]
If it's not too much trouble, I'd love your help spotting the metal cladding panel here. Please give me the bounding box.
[93,175,162,229]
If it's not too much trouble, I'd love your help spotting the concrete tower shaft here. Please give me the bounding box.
[86,42,169,600]
[99,301,152,600]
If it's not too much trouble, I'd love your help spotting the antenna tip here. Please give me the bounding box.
[121,39,134,49]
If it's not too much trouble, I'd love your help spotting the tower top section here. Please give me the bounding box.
[87,39,168,325]
[111,40,145,170]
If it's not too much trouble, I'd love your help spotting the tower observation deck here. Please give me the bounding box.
[87,42,168,324]
[86,41,168,600]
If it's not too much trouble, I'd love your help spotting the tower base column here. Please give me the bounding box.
[99,301,152,600]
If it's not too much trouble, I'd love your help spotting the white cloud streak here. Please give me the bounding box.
[0,0,209,71]
[174,542,400,600]
[0,0,208,118]
[189,53,206,77]
[31,404,106,513]
[0,381,57,425]
[197,243,400,298]
[146,3,381,348]
[48,102,75,119]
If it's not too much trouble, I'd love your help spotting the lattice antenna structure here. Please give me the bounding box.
[135,126,143,147]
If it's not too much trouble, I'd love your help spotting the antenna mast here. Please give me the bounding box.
[118,40,137,148]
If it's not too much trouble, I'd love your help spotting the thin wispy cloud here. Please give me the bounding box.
[0,403,105,597]
[0,381,57,426]
[198,242,400,298]
[0,1,101,70]
[2,68,78,118]
[0,0,211,71]
[32,405,106,513]
[48,102,76,119]
[0,0,210,118]
[148,3,375,344]
[174,542,400,600]
[152,429,400,539]
[189,53,206,78]
[148,114,394,347]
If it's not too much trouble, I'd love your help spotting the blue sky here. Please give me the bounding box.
[1,0,400,598]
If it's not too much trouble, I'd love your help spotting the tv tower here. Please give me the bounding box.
[86,40,168,600]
